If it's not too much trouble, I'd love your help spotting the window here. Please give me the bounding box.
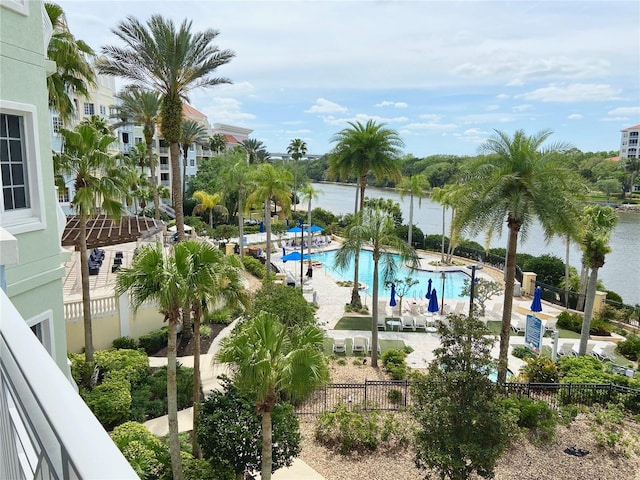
[189,143,195,151]
[52,116,63,134]
[84,103,94,116]
[630,131,639,138]
[99,105,106,116]
[0,101,46,233]
[57,187,69,203]
[122,132,129,144]
[135,137,143,145]
[190,158,195,166]
[27,310,55,358]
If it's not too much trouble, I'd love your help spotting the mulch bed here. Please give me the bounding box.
[151,323,227,357]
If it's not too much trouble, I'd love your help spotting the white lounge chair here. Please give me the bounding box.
[332,338,346,353]
[488,302,503,320]
[453,302,466,314]
[572,342,596,356]
[510,317,526,334]
[377,314,387,331]
[557,342,575,357]
[592,342,617,361]
[414,315,427,331]
[352,336,368,354]
[368,340,381,354]
[543,317,558,333]
[401,315,416,331]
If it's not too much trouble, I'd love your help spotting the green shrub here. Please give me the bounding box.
[558,355,608,384]
[147,365,194,413]
[589,319,612,336]
[315,404,411,454]
[557,311,583,333]
[521,356,559,383]
[138,327,169,355]
[207,307,233,324]
[381,349,408,380]
[68,353,92,386]
[503,397,558,443]
[200,325,212,339]
[111,422,168,479]
[242,256,266,279]
[85,377,132,428]
[617,333,640,361]
[95,349,149,387]
[112,336,139,350]
[387,389,403,404]
[512,345,537,360]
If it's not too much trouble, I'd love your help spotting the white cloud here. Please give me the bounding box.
[607,106,640,116]
[512,104,532,112]
[404,122,457,132]
[322,113,408,126]
[486,105,500,111]
[305,98,348,114]
[517,83,621,103]
[568,113,583,120]
[496,94,510,100]
[418,114,442,122]
[375,101,408,108]
[600,116,630,122]
[458,113,515,124]
[200,97,256,124]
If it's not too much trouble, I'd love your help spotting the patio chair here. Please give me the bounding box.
[510,317,526,334]
[401,315,416,331]
[489,302,503,319]
[557,342,575,357]
[352,336,368,354]
[543,317,558,333]
[377,314,387,331]
[453,302,466,314]
[592,342,617,361]
[368,339,382,354]
[572,342,596,356]
[414,314,427,331]
[332,338,346,353]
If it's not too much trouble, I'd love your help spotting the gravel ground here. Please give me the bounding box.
[299,362,640,480]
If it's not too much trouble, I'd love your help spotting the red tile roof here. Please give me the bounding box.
[182,103,207,120]
[223,134,241,144]
[621,124,640,131]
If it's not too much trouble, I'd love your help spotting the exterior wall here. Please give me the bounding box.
[620,125,639,160]
[1,0,68,373]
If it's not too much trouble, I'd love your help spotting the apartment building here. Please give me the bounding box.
[620,124,640,160]
[0,1,137,477]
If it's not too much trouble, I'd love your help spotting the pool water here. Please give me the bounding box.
[312,249,469,301]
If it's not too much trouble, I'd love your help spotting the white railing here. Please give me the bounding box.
[64,295,117,322]
[1,289,138,480]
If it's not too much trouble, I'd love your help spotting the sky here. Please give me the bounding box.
[58,0,640,157]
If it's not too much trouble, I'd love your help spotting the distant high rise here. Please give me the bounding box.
[620,124,640,159]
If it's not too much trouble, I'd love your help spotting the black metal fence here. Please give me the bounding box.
[296,381,640,415]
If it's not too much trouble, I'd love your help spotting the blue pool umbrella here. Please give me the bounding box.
[530,286,543,312]
[281,251,310,262]
[259,221,264,233]
[287,226,303,233]
[287,225,323,234]
[390,283,397,307]
[425,278,433,299]
[309,225,324,233]
[427,289,439,314]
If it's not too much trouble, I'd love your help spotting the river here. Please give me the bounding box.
[311,182,640,305]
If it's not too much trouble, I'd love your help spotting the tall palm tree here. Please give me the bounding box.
[45,2,96,124]
[56,124,125,364]
[115,243,191,480]
[180,241,249,456]
[241,138,268,164]
[397,174,429,248]
[578,205,618,355]
[335,207,418,367]
[113,87,162,220]
[209,132,227,155]
[300,183,321,259]
[328,120,404,308]
[180,119,209,196]
[246,164,293,277]
[455,129,583,383]
[99,15,235,242]
[192,190,226,227]
[221,155,251,260]
[217,312,329,480]
[287,138,307,213]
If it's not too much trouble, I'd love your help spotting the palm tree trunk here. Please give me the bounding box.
[171,141,185,241]
[577,261,589,311]
[182,300,192,340]
[353,180,359,215]
[497,223,519,384]
[79,214,94,365]
[440,205,446,263]
[407,194,414,247]
[191,306,202,458]
[564,236,570,309]
[147,138,160,221]
[293,160,298,213]
[167,316,184,480]
[261,409,273,480]
[579,266,600,355]
[238,185,245,261]
[359,177,366,212]
[182,150,188,202]
[264,201,272,277]
[371,256,380,367]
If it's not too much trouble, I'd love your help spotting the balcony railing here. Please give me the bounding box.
[0,289,137,480]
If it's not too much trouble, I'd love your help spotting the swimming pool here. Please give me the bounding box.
[311,249,469,301]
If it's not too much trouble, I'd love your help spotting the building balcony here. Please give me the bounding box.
[159,147,169,154]
[0,289,137,480]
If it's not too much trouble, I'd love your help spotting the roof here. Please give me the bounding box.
[182,103,207,121]
[606,156,621,162]
[62,215,165,250]
[621,124,640,131]
[223,134,241,144]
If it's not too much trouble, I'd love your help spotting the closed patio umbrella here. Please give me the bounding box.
[425,278,432,299]
[530,286,543,312]
[390,283,397,307]
[427,289,439,314]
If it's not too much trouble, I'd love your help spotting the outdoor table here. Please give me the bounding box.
[387,320,402,332]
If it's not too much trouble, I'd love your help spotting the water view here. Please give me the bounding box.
[313,249,469,302]
[311,182,640,305]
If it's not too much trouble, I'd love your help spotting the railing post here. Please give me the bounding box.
[364,380,368,410]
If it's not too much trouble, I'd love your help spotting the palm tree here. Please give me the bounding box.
[45,2,96,123]
[397,174,429,248]
[335,207,418,367]
[241,138,268,164]
[180,241,249,456]
[246,164,293,277]
[209,132,227,154]
[192,190,226,227]
[217,312,329,480]
[113,87,162,220]
[115,243,191,480]
[180,119,209,196]
[287,138,307,213]
[577,205,618,355]
[300,183,321,259]
[220,154,251,260]
[328,120,404,308]
[56,123,125,364]
[455,129,583,383]
[99,15,235,242]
